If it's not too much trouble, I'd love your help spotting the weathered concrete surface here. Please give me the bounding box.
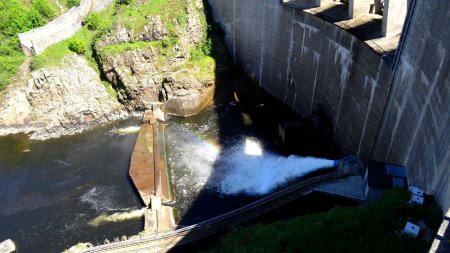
[349,0,373,18]
[0,239,15,253]
[382,0,408,37]
[129,123,155,206]
[208,0,392,161]
[209,0,450,211]
[430,208,450,253]
[373,0,450,211]
[129,110,174,233]
[18,0,114,55]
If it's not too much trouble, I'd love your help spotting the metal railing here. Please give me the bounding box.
[82,171,344,252]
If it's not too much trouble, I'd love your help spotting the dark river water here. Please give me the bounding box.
[0,119,143,253]
[0,102,338,252]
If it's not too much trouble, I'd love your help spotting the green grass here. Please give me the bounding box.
[185,56,216,80]
[0,36,25,90]
[0,0,66,90]
[207,189,442,253]
[31,27,96,68]
[118,0,187,35]
[98,41,162,55]
[31,4,116,69]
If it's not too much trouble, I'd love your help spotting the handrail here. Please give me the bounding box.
[82,171,344,252]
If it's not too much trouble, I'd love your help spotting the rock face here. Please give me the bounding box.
[96,0,215,116]
[0,55,127,140]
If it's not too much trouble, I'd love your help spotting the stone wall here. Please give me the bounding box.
[207,0,450,211]
[373,0,450,210]
[208,0,392,160]
[18,0,114,56]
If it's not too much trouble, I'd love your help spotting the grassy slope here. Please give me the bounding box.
[32,0,217,97]
[207,189,442,253]
[0,0,76,91]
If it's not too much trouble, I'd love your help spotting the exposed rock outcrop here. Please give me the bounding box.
[96,0,215,116]
[0,55,128,140]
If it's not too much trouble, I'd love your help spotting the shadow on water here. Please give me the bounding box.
[166,1,354,251]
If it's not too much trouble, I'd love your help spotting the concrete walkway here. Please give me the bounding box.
[283,1,401,63]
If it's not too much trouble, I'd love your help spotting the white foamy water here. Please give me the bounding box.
[169,125,335,196]
[217,154,335,195]
[109,126,141,136]
[87,208,146,227]
[79,186,129,212]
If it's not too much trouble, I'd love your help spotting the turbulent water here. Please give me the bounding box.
[0,119,144,253]
[0,105,336,251]
[168,106,335,225]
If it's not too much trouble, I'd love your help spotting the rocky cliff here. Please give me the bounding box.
[95,0,216,116]
[0,55,127,140]
[0,0,218,140]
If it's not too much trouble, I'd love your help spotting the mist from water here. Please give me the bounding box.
[168,124,335,196]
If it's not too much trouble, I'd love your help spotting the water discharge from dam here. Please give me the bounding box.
[168,124,334,195]
[0,106,336,251]
[167,106,336,225]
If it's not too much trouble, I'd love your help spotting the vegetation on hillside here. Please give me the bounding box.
[207,189,442,253]
[0,0,75,91]
[34,0,219,75]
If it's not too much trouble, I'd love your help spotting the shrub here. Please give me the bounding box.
[84,12,104,30]
[117,0,132,5]
[189,38,213,61]
[68,39,85,54]
[201,38,212,56]
[162,37,178,48]
[66,0,80,8]
[32,0,57,20]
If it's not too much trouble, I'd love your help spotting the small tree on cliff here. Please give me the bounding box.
[67,0,81,8]
[84,12,104,30]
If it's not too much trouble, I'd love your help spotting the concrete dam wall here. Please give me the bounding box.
[208,0,450,211]
[372,0,450,211]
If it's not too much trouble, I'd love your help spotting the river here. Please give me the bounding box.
[0,100,338,252]
[0,119,143,253]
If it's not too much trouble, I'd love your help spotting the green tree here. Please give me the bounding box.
[32,0,57,20]
[0,0,45,36]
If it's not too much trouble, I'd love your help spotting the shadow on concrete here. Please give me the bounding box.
[306,3,349,23]
[346,18,383,41]
[163,1,356,251]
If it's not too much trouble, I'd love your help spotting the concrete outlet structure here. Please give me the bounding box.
[208,0,450,211]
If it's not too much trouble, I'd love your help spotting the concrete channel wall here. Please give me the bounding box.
[18,0,114,56]
[207,0,450,211]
